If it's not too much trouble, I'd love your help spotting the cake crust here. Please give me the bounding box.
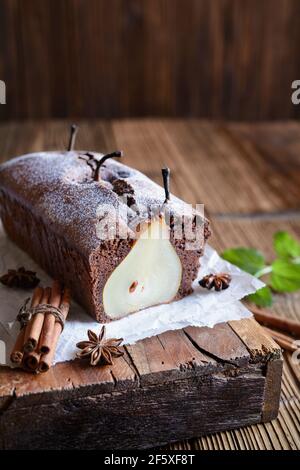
[0,151,210,322]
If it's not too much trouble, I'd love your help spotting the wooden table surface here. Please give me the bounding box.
[0,119,300,450]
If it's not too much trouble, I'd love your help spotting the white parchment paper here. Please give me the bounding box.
[0,222,263,366]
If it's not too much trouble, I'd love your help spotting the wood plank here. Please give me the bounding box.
[228,121,300,211]
[1,321,280,449]
[162,120,286,214]
[0,120,117,164]
[124,331,218,386]
[112,119,198,203]
[262,359,283,422]
[157,329,218,371]
[0,368,266,450]
[112,119,300,214]
[0,353,138,408]
[164,358,300,451]
[125,335,181,385]
[229,318,281,362]
[125,326,248,388]
[2,1,300,121]
[184,322,250,366]
[1,120,300,215]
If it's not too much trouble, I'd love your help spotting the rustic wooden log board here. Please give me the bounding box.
[0,318,282,450]
[0,120,300,450]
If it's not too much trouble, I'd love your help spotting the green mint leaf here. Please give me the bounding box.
[246,286,273,307]
[221,247,266,275]
[274,231,300,260]
[270,259,300,292]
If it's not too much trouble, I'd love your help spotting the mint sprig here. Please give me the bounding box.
[274,231,300,260]
[221,247,266,276]
[221,231,300,307]
[271,259,300,292]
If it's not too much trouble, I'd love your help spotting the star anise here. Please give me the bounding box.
[0,267,40,289]
[199,273,232,291]
[76,326,124,366]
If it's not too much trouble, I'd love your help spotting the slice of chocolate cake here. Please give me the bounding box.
[0,150,210,322]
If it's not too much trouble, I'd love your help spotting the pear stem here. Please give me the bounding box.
[162,167,170,203]
[68,124,78,151]
[80,150,123,181]
[95,150,123,181]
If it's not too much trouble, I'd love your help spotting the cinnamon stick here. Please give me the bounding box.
[38,288,71,373]
[263,326,298,353]
[10,328,26,364]
[249,305,300,337]
[22,350,41,371]
[23,287,51,352]
[10,286,43,364]
[38,280,62,354]
[285,352,300,385]
[22,288,51,371]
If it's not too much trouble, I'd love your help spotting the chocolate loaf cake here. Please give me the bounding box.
[0,150,210,322]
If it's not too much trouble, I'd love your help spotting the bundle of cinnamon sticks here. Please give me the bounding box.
[249,305,300,353]
[10,280,71,373]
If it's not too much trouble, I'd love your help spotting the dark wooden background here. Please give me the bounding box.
[1,0,300,121]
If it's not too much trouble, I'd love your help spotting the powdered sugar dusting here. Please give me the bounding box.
[0,151,205,257]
